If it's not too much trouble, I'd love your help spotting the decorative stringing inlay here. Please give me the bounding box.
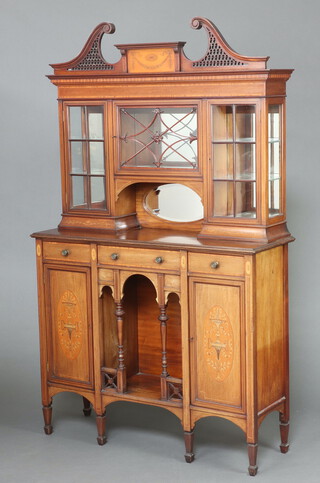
[70,36,114,71]
[203,305,234,381]
[57,290,83,360]
[193,29,245,68]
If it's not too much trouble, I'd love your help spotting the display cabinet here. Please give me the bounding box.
[32,17,294,475]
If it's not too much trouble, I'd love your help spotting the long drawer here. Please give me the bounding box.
[188,252,244,277]
[98,245,180,272]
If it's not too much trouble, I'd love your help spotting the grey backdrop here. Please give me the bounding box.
[1,0,319,481]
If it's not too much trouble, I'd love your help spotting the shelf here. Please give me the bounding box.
[103,373,183,406]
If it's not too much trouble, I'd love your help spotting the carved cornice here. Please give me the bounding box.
[49,17,271,76]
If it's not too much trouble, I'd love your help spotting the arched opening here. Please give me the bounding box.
[99,275,182,401]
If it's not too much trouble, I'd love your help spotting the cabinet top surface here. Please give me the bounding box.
[31,227,294,254]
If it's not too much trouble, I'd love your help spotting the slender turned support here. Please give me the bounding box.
[184,430,195,463]
[96,412,107,446]
[115,301,127,393]
[279,413,290,454]
[159,304,169,400]
[247,443,258,476]
[42,404,53,435]
[82,397,92,417]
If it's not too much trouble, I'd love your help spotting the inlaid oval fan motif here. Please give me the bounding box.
[57,290,83,360]
[203,305,234,381]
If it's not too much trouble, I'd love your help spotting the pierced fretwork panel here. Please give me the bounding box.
[119,107,198,169]
[101,367,117,390]
[168,379,183,400]
[193,29,245,68]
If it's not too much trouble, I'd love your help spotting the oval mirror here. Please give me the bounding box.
[145,184,204,222]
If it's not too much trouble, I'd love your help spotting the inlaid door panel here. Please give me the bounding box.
[44,265,93,387]
[190,278,245,413]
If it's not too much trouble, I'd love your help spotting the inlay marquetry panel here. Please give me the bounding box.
[190,278,244,411]
[45,267,93,386]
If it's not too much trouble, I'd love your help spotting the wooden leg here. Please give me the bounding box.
[184,430,195,463]
[42,404,53,435]
[279,413,290,454]
[96,412,107,446]
[82,397,92,417]
[247,443,258,476]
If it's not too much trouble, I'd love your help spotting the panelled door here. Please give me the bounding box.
[189,277,246,414]
[44,265,93,388]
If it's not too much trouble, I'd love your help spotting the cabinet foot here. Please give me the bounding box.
[42,404,53,435]
[247,443,258,476]
[279,415,290,454]
[82,397,92,417]
[96,412,107,446]
[184,430,195,463]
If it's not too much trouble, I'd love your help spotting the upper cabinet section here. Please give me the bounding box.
[51,17,293,242]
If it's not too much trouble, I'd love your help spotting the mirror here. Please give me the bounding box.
[145,184,203,222]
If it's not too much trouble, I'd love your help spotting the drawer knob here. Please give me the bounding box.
[154,256,164,264]
[61,249,70,257]
[210,261,219,269]
[110,253,119,261]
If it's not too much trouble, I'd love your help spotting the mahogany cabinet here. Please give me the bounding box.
[32,17,293,475]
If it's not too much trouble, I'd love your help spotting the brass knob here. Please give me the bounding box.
[210,261,219,269]
[110,253,119,261]
[154,256,164,264]
[61,249,69,257]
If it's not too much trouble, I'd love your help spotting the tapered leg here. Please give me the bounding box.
[247,443,258,476]
[42,404,53,435]
[184,430,195,463]
[96,412,107,446]
[82,397,92,417]
[279,413,290,454]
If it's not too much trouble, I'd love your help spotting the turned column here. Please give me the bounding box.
[115,301,127,393]
[159,304,169,400]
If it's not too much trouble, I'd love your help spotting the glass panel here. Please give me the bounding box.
[71,176,85,207]
[235,182,256,218]
[90,177,105,204]
[119,107,197,168]
[235,143,256,180]
[213,144,233,179]
[145,184,203,222]
[269,179,281,217]
[89,142,104,174]
[88,106,104,139]
[213,181,234,217]
[69,107,83,139]
[70,141,85,174]
[212,105,233,141]
[268,105,281,217]
[235,105,255,141]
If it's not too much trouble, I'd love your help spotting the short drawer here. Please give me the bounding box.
[188,252,244,277]
[98,246,180,271]
[43,242,91,263]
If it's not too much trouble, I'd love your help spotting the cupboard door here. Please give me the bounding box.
[190,278,245,413]
[44,265,93,388]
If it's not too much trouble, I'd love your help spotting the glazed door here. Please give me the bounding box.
[189,277,245,413]
[44,265,93,388]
